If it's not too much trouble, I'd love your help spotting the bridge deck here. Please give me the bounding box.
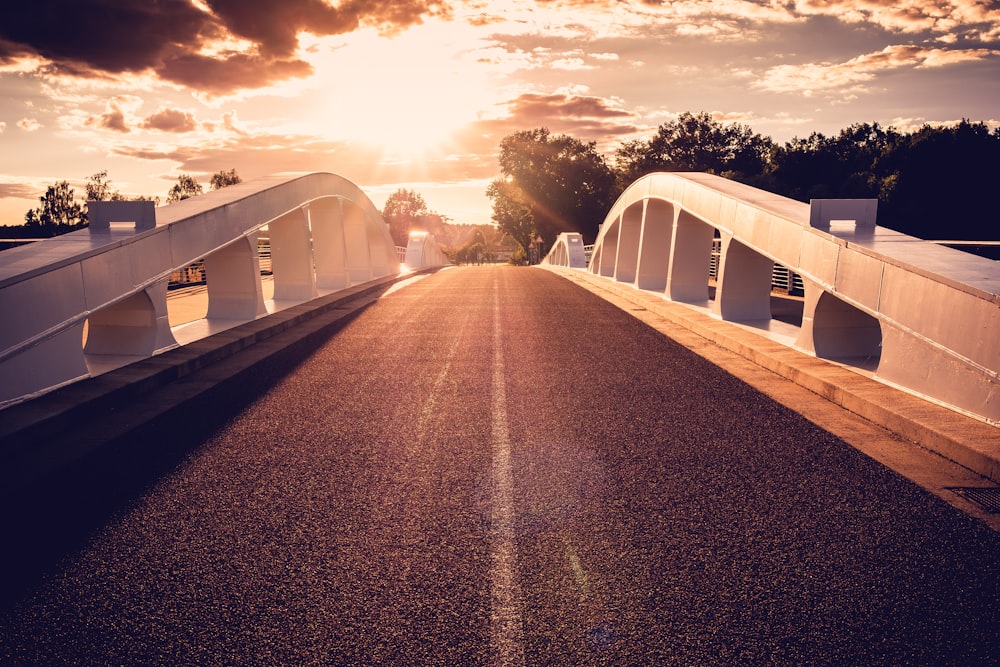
[1,266,996,664]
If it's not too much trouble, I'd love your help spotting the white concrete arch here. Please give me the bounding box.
[540,232,587,269]
[549,171,1000,424]
[404,231,449,269]
[0,172,445,406]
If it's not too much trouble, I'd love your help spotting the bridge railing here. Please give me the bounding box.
[542,172,1000,425]
[0,172,447,406]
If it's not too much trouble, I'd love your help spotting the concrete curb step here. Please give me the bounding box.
[550,267,1000,485]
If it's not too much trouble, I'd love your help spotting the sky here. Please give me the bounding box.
[1,0,998,228]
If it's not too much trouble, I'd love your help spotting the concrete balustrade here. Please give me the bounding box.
[0,172,448,406]
[544,172,1000,424]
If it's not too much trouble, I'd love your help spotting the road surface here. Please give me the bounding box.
[1,266,997,665]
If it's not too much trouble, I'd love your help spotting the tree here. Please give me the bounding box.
[167,174,203,203]
[382,188,430,246]
[85,170,126,202]
[210,168,241,190]
[24,181,85,234]
[876,120,1000,239]
[491,128,617,247]
[486,178,536,256]
[769,122,897,202]
[615,111,774,187]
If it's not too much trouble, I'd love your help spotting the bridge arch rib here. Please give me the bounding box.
[544,171,1000,424]
[0,172,447,406]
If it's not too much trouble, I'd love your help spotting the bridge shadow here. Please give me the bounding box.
[0,292,379,610]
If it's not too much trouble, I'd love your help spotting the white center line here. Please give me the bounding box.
[490,286,525,667]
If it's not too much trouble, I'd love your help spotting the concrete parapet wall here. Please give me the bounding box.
[561,172,1000,424]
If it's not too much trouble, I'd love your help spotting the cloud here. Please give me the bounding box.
[0,121,5,133]
[84,95,143,133]
[205,0,452,54]
[794,0,1000,35]
[140,108,199,133]
[0,1,214,74]
[0,0,454,94]
[16,118,41,132]
[752,44,1000,95]
[156,52,313,93]
[0,182,41,200]
[452,91,646,157]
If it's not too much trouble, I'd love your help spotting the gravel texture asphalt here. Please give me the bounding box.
[0,265,997,665]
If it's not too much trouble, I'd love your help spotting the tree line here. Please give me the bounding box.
[488,113,1000,255]
[3,169,242,239]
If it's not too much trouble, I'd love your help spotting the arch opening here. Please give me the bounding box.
[83,290,159,374]
[812,291,882,370]
[596,218,620,277]
[614,203,643,284]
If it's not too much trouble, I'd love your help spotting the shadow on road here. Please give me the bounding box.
[0,299,374,610]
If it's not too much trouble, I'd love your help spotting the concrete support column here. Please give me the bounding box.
[614,203,643,284]
[795,279,823,355]
[147,278,179,351]
[666,211,716,304]
[205,234,268,320]
[713,236,773,322]
[310,198,349,291]
[635,199,674,292]
[270,208,317,301]
[343,202,372,284]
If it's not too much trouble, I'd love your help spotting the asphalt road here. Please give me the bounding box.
[1,265,997,665]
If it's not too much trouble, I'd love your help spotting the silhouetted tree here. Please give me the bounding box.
[615,112,774,188]
[210,168,242,190]
[486,178,536,257]
[770,123,898,202]
[85,170,126,202]
[492,128,616,246]
[24,181,85,234]
[167,174,203,203]
[877,120,1000,239]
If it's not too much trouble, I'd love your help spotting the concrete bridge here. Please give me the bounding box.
[0,172,998,663]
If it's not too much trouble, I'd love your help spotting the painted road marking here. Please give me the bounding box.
[490,286,525,667]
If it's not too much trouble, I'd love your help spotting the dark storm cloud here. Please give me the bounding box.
[205,0,452,56]
[0,0,214,74]
[0,0,452,93]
